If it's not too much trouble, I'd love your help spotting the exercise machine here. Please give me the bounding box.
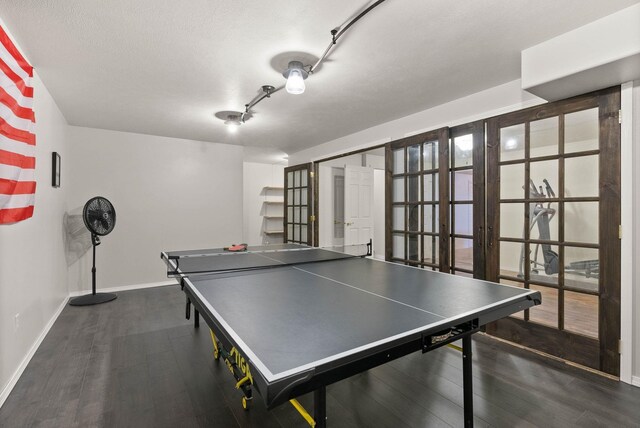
[518,179,599,281]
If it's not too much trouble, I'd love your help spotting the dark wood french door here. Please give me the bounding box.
[449,121,486,279]
[385,128,450,270]
[385,124,486,279]
[284,163,314,245]
[485,87,621,375]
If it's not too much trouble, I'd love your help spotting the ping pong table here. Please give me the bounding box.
[161,243,541,427]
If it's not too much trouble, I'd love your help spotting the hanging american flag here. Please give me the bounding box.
[0,24,35,224]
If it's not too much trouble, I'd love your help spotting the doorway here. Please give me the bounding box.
[316,148,386,259]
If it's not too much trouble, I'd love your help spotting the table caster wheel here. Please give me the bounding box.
[213,349,219,360]
[241,396,249,410]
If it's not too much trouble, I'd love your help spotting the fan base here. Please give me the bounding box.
[69,293,117,306]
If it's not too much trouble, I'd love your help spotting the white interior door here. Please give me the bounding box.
[344,165,374,246]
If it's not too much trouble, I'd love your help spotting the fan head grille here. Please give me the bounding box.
[83,196,116,236]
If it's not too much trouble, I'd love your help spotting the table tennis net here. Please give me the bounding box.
[166,243,371,277]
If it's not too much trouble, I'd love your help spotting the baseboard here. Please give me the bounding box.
[632,376,640,388]
[68,280,177,297]
[0,295,69,409]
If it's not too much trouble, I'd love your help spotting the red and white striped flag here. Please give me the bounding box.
[0,24,35,224]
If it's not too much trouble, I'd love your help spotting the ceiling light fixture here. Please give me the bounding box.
[283,61,309,95]
[214,0,388,128]
[224,114,242,133]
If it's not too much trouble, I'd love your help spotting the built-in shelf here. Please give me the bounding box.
[262,187,284,239]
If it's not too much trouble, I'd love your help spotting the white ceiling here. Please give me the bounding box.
[1,0,637,157]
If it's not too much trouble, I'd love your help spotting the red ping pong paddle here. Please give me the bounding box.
[225,243,248,252]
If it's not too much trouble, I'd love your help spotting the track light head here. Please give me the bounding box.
[224,114,242,132]
[282,61,309,95]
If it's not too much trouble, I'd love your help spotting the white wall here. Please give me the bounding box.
[522,3,640,101]
[66,127,244,292]
[633,80,640,385]
[0,71,69,402]
[242,162,285,246]
[317,164,332,248]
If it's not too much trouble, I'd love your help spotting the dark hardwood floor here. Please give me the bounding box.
[1,285,639,427]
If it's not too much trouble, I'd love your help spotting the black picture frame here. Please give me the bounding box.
[52,152,61,187]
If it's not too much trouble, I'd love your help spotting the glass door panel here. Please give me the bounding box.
[529,285,559,328]
[499,203,524,239]
[565,155,598,197]
[565,108,599,153]
[500,124,525,161]
[530,116,559,157]
[452,134,473,167]
[423,204,438,233]
[453,204,473,235]
[564,202,599,244]
[564,291,598,338]
[453,237,473,271]
[500,163,525,199]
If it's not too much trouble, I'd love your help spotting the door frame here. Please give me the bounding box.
[312,144,387,247]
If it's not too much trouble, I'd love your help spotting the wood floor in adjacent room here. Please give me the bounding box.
[1,286,638,428]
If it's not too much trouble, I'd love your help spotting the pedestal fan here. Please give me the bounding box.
[69,196,117,306]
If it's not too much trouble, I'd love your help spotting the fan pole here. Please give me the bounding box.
[91,236,97,295]
[69,233,117,306]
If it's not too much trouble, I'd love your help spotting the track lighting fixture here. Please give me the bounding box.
[214,0,388,129]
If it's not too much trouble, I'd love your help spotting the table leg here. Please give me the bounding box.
[314,386,327,428]
[462,335,473,428]
[194,309,200,328]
